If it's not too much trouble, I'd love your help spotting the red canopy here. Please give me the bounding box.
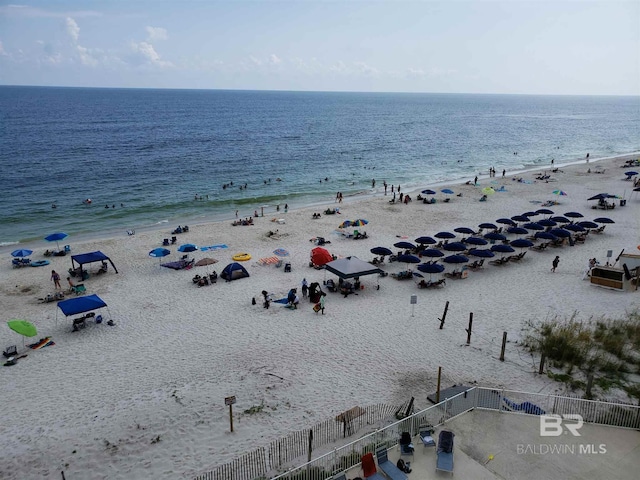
[311,247,333,267]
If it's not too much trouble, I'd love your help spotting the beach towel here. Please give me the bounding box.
[258,256,280,265]
[200,244,228,251]
[28,337,55,350]
[273,297,289,304]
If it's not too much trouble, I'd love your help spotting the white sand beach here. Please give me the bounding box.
[1,155,639,479]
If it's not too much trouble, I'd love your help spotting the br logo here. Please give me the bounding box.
[540,414,584,437]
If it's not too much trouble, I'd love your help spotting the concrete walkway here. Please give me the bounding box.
[344,409,640,479]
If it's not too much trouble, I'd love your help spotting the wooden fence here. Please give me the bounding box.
[194,402,405,480]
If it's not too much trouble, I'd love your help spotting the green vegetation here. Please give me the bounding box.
[523,310,640,402]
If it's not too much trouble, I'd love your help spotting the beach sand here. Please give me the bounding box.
[1,155,639,479]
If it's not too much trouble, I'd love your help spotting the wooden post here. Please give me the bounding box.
[439,301,449,329]
[466,312,473,344]
[307,429,313,462]
[225,396,236,432]
[499,331,507,361]
[436,366,442,403]
[538,354,546,374]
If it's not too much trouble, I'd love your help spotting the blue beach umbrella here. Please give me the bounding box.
[420,249,444,259]
[535,231,558,241]
[551,216,570,224]
[415,236,436,246]
[149,247,171,264]
[443,254,469,264]
[454,227,476,235]
[394,241,416,250]
[370,246,392,256]
[511,215,529,223]
[478,222,498,230]
[44,232,68,251]
[465,237,488,246]
[564,224,585,232]
[441,189,454,195]
[564,212,584,219]
[421,189,436,195]
[625,171,638,177]
[491,244,515,253]
[273,248,290,257]
[510,239,534,249]
[535,208,554,215]
[538,219,557,227]
[397,254,421,264]
[417,262,445,281]
[442,242,467,252]
[484,232,507,241]
[417,263,445,274]
[507,226,529,235]
[523,222,544,231]
[435,231,456,239]
[496,218,517,226]
[578,221,598,229]
[178,244,198,253]
[593,217,615,224]
[549,228,572,238]
[468,248,494,258]
[11,249,33,258]
[522,211,539,217]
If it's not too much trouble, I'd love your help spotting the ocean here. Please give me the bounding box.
[1,86,638,247]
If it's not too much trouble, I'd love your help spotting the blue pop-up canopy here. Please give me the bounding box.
[71,251,118,274]
[57,294,107,316]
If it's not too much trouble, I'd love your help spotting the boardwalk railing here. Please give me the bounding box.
[195,387,640,480]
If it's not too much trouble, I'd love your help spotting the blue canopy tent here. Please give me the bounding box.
[71,251,118,274]
[56,294,109,326]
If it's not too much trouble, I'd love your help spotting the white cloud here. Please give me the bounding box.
[354,61,378,76]
[268,54,282,65]
[130,41,173,68]
[76,45,98,67]
[66,17,79,42]
[145,26,167,42]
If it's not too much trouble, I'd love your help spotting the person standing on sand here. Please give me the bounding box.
[474,176,478,186]
[301,278,308,298]
[502,169,506,178]
[319,292,326,314]
[551,256,560,272]
[51,270,61,289]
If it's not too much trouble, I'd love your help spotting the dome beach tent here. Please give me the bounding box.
[56,294,109,326]
[310,247,333,268]
[220,262,250,281]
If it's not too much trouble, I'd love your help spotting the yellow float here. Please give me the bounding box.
[232,253,252,262]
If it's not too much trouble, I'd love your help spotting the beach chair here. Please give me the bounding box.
[436,430,455,474]
[399,431,414,456]
[375,448,408,480]
[3,345,17,358]
[72,283,86,296]
[72,317,87,331]
[419,426,436,448]
[360,452,386,480]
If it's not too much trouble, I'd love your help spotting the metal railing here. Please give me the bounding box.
[195,387,640,480]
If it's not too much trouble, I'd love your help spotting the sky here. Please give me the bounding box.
[0,0,638,95]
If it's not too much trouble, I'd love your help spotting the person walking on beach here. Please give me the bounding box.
[502,169,506,178]
[301,278,308,299]
[319,292,326,314]
[551,256,560,272]
[51,270,61,289]
[474,176,478,186]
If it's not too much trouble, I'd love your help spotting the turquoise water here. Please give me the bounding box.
[1,86,638,246]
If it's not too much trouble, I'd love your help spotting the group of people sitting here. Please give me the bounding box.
[232,217,254,226]
[311,212,322,219]
[172,225,189,234]
[324,208,340,215]
[192,271,218,287]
